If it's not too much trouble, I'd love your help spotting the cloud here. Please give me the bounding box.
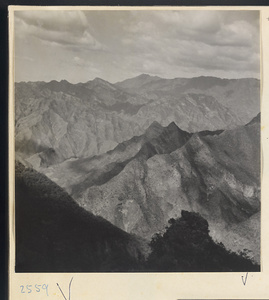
[15,11,105,50]
[155,10,221,34]
[15,10,88,33]
[14,9,260,83]
[147,10,259,48]
[116,10,260,79]
[72,56,99,70]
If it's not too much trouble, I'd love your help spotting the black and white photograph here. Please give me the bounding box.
[13,9,261,273]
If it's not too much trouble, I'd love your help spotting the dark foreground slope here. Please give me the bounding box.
[15,162,145,272]
[15,162,259,272]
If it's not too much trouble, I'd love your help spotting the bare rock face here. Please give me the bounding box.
[65,115,260,262]
[15,75,259,168]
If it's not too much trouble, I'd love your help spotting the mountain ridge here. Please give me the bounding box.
[116,74,259,125]
[39,120,193,198]
[63,114,260,261]
[15,75,259,168]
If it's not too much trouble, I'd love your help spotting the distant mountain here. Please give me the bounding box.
[116,74,161,91]
[15,161,146,272]
[56,114,259,262]
[117,75,260,124]
[15,75,258,168]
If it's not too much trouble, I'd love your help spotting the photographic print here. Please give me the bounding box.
[13,8,261,273]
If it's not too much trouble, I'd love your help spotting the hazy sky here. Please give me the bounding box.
[14,9,260,83]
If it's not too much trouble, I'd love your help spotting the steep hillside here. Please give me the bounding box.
[15,75,257,168]
[15,160,258,272]
[221,212,260,263]
[40,121,192,195]
[69,115,260,261]
[15,161,146,272]
[15,79,148,167]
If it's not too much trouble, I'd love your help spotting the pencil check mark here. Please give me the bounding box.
[57,277,74,300]
[241,272,248,286]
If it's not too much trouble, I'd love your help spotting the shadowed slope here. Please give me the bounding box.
[15,162,145,272]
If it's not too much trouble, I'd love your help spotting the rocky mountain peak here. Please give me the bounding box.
[86,77,117,91]
[137,74,151,79]
[44,79,72,92]
[116,74,161,91]
[146,120,163,130]
[136,74,161,80]
[166,121,181,132]
[92,77,109,84]
[144,121,164,138]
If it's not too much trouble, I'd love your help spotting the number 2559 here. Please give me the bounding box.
[20,284,48,296]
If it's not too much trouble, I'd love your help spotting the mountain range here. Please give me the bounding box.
[14,74,261,268]
[117,74,259,123]
[38,113,260,260]
[15,75,259,168]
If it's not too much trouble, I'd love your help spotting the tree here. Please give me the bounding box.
[147,210,259,272]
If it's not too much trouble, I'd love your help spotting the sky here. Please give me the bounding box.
[14,9,260,83]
